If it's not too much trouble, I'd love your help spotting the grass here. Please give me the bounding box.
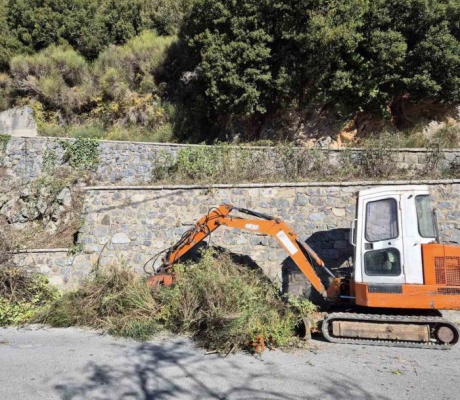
[37,265,160,341]
[36,249,316,353]
[0,226,59,325]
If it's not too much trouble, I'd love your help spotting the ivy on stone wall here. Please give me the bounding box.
[60,138,100,170]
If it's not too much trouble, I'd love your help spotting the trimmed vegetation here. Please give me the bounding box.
[36,250,315,353]
[0,227,59,325]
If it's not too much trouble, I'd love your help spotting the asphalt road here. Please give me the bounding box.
[1,326,459,400]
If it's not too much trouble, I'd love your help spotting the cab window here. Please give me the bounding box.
[365,198,398,242]
[415,195,436,238]
[364,248,401,276]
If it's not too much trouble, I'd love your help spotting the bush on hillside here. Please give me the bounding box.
[95,31,174,100]
[174,0,460,138]
[10,45,94,113]
[8,33,175,132]
[6,0,143,60]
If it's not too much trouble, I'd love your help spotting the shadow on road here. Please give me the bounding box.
[53,338,390,400]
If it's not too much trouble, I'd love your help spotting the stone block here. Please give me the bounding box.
[321,249,339,259]
[309,212,325,222]
[332,207,346,217]
[94,226,109,237]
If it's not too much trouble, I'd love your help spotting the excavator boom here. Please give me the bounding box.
[148,204,331,297]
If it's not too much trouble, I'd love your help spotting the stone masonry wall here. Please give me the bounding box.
[2,137,460,184]
[61,181,460,291]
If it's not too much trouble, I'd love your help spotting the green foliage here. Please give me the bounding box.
[38,265,161,341]
[60,138,100,170]
[154,250,309,353]
[152,144,268,183]
[95,31,173,98]
[0,266,59,326]
[152,144,337,184]
[6,32,175,136]
[5,0,193,63]
[10,45,94,113]
[174,0,460,138]
[6,0,145,60]
[0,134,11,163]
[0,0,27,71]
[42,149,58,174]
[2,0,460,141]
[182,0,273,116]
[39,250,315,351]
[173,146,221,180]
[141,0,196,36]
[0,73,13,110]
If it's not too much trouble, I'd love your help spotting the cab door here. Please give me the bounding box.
[401,192,437,284]
[360,195,406,284]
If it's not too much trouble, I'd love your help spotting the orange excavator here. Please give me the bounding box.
[147,185,460,349]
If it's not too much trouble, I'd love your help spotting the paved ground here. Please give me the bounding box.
[1,326,459,400]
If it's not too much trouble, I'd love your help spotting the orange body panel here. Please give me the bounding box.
[355,243,460,309]
[422,243,460,286]
[355,283,460,309]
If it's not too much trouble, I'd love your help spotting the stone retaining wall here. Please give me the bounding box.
[46,180,457,290]
[13,249,73,287]
[2,137,459,184]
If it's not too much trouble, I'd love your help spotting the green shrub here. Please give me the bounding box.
[0,263,59,326]
[10,45,94,113]
[175,0,460,139]
[95,31,174,99]
[141,0,197,35]
[6,0,146,60]
[154,250,313,353]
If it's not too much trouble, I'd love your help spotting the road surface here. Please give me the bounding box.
[1,326,459,400]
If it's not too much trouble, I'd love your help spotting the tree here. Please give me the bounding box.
[6,0,146,60]
[179,0,460,124]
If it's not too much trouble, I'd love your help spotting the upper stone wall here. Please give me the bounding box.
[2,137,460,185]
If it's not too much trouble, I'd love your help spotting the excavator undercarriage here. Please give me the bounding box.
[322,312,459,349]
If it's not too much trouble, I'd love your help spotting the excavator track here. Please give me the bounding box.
[322,312,460,350]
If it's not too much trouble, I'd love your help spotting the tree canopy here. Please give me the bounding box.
[180,0,460,119]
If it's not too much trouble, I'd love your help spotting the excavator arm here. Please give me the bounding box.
[149,204,334,298]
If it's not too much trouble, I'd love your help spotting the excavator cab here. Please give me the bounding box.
[352,185,437,286]
[347,185,460,311]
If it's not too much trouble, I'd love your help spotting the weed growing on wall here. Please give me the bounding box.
[0,133,10,163]
[42,149,58,174]
[152,144,333,184]
[445,155,460,177]
[356,133,401,178]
